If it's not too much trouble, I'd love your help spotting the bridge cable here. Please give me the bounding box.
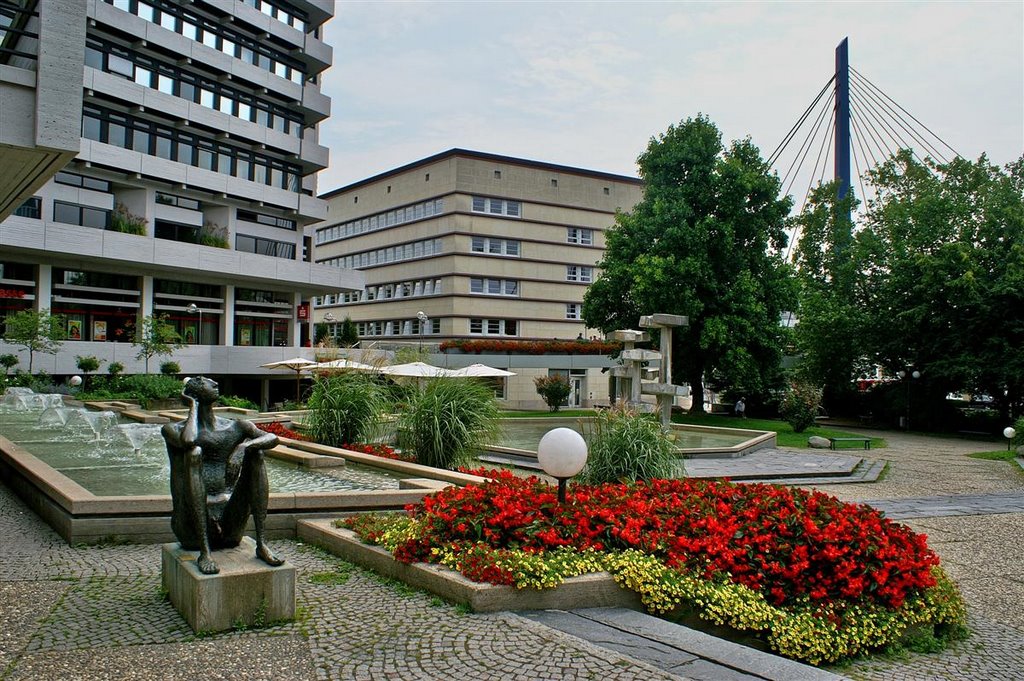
[851,66,961,159]
[767,75,836,167]
[850,71,949,163]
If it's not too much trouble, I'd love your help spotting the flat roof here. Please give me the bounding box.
[320,148,642,199]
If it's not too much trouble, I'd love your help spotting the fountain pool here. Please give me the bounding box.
[0,388,485,544]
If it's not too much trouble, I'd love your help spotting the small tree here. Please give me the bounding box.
[108,361,124,378]
[0,353,18,376]
[2,309,66,373]
[130,313,185,374]
[780,381,824,433]
[75,355,103,390]
[160,361,181,376]
[313,322,329,345]
[339,317,359,347]
[534,375,572,412]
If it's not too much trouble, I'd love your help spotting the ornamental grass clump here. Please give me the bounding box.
[306,372,387,447]
[398,377,500,470]
[580,406,677,483]
[344,473,966,665]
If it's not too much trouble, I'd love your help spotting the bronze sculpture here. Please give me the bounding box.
[161,376,283,574]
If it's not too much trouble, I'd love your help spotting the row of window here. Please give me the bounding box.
[85,38,305,138]
[235,234,296,260]
[320,239,443,270]
[241,0,309,33]
[316,278,443,306]
[470,278,519,296]
[315,199,445,245]
[237,209,297,231]
[469,318,518,336]
[81,105,302,192]
[105,0,306,84]
[566,266,594,283]
[155,192,200,210]
[53,201,110,230]
[470,236,520,256]
[471,196,521,217]
[566,227,594,245]
[355,318,440,338]
[55,171,111,193]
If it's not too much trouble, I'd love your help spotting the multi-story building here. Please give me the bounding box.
[0,0,362,392]
[312,149,644,408]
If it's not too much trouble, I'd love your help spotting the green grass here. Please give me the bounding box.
[501,409,598,418]
[670,413,887,449]
[967,449,1019,461]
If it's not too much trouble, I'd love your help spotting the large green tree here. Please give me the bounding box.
[2,309,66,373]
[791,182,868,404]
[583,115,796,412]
[856,151,1024,420]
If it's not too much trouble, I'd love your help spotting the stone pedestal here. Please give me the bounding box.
[161,536,295,633]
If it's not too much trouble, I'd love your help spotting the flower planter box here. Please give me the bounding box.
[296,519,643,614]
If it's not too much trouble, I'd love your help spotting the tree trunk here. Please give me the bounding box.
[688,368,705,414]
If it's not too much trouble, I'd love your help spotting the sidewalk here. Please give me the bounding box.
[1,430,1022,680]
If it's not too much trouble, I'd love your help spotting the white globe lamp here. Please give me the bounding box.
[69,375,83,387]
[537,428,588,503]
[1004,426,1017,452]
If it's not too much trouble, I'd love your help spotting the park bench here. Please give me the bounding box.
[828,436,871,450]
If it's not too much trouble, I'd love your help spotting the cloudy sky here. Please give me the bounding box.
[318,1,1023,201]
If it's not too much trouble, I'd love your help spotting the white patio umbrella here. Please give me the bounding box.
[260,357,318,402]
[310,358,378,372]
[449,363,516,378]
[379,362,456,378]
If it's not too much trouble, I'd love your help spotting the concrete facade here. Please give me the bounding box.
[312,149,644,409]
[0,0,363,378]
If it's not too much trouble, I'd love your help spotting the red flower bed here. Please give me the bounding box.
[439,338,621,355]
[386,474,939,609]
[342,442,416,463]
[259,421,310,441]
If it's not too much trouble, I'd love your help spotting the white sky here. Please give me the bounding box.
[318,0,1024,200]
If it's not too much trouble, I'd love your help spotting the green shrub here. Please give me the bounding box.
[218,394,259,410]
[159,361,181,376]
[534,375,572,412]
[399,377,500,470]
[107,361,124,377]
[780,381,823,433]
[199,221,229,248]
[110,202,147,235]
[0,353,18,375]
[306,372,388,447]
[581,406,677,483]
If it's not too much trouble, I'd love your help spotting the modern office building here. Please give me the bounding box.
[312,149,644,408]
[0,0,361,386]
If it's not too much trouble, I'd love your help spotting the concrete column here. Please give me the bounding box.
[660,328,673,426]
[139,275,154,322]
[35,264,52,311]
[290,291,303,347]
[223,285,235,346]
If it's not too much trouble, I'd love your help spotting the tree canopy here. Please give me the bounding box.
[855,151,1024,419]
[583,115,797,412]
[2,309,66,373]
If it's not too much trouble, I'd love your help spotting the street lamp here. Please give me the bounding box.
[1004,426,1017,452]
[323,312,336,343]
[416,311,428,352]
[186,303,202,345]
[537,428,588,504]
[897,369,921,430]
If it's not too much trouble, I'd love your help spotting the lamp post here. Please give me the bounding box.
[186,303,202,345]
[416,311,428,353]
[323,312,336,344]
[896,369,920,430]
[1004,427,1017,452]
[537,428,588,504]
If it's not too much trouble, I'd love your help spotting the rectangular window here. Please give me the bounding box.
[471,236,485,253]
[132,128,150,154]
[567,227,593,245]
[200,89,215,108]
[202,31,217,49]
[506,201,520,217]
[160,12,176,31]
[157,73,174,94]
[82,115,102,141]
[566,304,581,320]
[133,66,151,87]
[137,2,155,22]
[218,96,233,115]
[14,197,41,219]
[182,21,198,41]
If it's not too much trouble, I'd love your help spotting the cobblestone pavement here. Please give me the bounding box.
[0,482,679,681]
[2,430,1023,680]
[809,431,1024,680]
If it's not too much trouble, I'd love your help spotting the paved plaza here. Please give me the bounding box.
[1,430,1023,680]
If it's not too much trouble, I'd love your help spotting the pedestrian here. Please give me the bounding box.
[734,397,746,418]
